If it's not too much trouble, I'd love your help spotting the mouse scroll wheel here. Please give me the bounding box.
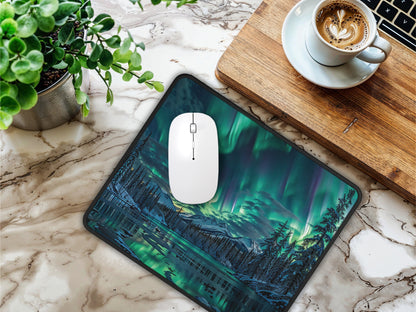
[190,123,197,133]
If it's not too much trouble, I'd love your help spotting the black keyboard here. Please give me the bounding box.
[360,0,416,52]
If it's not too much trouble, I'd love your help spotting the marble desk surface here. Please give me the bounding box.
[1,1,415,311]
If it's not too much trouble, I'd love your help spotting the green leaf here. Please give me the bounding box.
[53,2,81,21]
[53,47,64,61]
[0,81,18,98]
[85,6,94,18]
[80,95,90,116]
[105,35,121,49]
[86,23,103,35]
[110,64,123,74]
[16,69,40,84]
[64,54,74,67]
[122,71,133,81]
[38,0,59,17]
[23,35,41,53]
[84,94,90,109]
[99,49,113,67]
[144,81,154,89]
[152,81,164,92]
[52,60,67,69]
[68,59,81,74]
[73,71,83,88]
[78,55,88,68]
[1,18,18,36]
[93,13,110,23]
[54,16,68,27]
[127,30,134,43]
[17,14,38,38]
[37,15,55,32]
[17,83,37,110]
[0,47,9,75]
[106,88,113,104]
[1,66,16,82]
[113,49,131,63]
[11,59,30,74]
[26,50,44,70]
[130,51,141,68]
[58,21,75,45]
[81,101,89,117]
[70,37,84,50]
[95,17,114,32]
[86,58,97,69]
[10,84,18,98]
[75,7,81,20]
[75,89,87,104]
[12,0,31,15]
[138,71,153,83]
[89,43,103,62]
[130,64,141,71]
[129,64,141,71]
[0,110,12,129]
[8,37,26,54]
[151,0,162,5]
[0,95,21,115]
[136,41,145,51]
[0,2,15,22]
[120,38,131,55]
[105,71,112,86]
[0,82,9,97]
[97,63,109,71]
[142,71,153,80]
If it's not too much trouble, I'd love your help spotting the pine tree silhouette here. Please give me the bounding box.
[261,227,293,281]
[283,189,356,295]
[269,240,297,284]
[260,221,289,257]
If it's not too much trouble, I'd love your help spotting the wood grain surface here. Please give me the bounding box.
[216,0,416,204]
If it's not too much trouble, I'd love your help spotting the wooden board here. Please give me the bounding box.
[216,0,416,204]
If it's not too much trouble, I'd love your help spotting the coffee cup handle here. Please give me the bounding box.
[356,35,392,63]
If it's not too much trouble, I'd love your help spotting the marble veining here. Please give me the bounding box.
[1,0,415,311]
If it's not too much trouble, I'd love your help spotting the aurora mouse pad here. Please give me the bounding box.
[84,74,361,312]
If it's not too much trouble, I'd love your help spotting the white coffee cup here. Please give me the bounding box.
[305,0,392,66]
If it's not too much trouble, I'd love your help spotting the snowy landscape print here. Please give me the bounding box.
[85,76,360,312]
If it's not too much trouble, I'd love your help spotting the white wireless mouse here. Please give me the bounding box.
[168,112,218,204]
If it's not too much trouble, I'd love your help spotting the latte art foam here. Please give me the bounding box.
[316,3,369,50]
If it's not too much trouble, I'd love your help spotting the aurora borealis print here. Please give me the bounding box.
[84,75,361,312]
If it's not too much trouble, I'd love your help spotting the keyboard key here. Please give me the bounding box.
[377,2,399,20]
[395,12,416,31]
[380,20,416,51]
[374,13,381,23]
[392,0,414,12]
[412,27,416,37]
[410,5,416,18]
[360,0,381,10]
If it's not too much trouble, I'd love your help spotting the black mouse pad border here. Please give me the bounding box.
[83,74,362,312]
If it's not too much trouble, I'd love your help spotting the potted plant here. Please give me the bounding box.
[0,0,196,130]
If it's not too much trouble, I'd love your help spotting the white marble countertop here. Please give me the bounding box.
[1,0,415,311]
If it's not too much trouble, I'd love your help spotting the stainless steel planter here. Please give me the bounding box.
[12,71,81,131]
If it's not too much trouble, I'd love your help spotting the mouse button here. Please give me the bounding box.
[169,128,193,157]
[195,112,215,123]
[173,136,193,159]
[193,139,218,162]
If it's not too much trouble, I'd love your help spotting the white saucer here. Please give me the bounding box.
[282,0,379,89]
